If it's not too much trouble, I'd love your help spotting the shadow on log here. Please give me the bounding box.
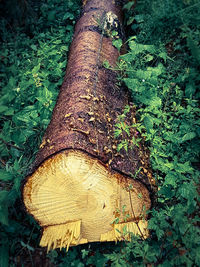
[23,0,155,251]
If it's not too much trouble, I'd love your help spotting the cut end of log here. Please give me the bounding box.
[23,150,151,251]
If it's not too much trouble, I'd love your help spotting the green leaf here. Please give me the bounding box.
[123,1,134,10]
[0,170,14,181]
[179,132,196,143]
[149,97,162,108]
[158,185,175,199]
[123,78,141,91]
[8,76,16,88]
[81,249,89,259]
[134,15,144,23]
[53,39,62,45]
[117,142,124,152]
[13,176,22,193]
[112,39,123,51]
[145,54,154,62]
[176,161,194,174]
[0,105,15,116]
[163,172,177,187]
[147,64,164,77]
[63,12,74,20]
[115,123,122,129]
[4,108,15,116]
[124,127,130,136]
[0,105,8,114]
[114,129,122,138]
[143,115,154,133]
[129,41,155,55]
[124,105,130,114]
[158,51,168,63]
[31,44,37,51]
[127,16,134,26]
[103,60,110,68]
[32,63,41,74]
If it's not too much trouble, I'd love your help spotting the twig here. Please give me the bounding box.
[128,188,145,240]
[0,158,6,166]
[0,138,24,151]
[72,128,90,136]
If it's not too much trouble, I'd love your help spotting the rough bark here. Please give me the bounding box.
[23,0,155,251]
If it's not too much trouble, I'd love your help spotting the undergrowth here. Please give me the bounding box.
[0,0,81,266]
[0,0,200,266]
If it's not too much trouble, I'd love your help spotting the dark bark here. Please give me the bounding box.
[31,0,153,191]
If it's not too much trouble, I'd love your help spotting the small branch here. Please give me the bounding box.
[0,138,24,151]
[128,188,145,240]
[0,158,6,166]
[72,128,90,136]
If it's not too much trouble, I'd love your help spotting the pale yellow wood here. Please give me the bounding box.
[23,150,151,250]
[40,220,83,251]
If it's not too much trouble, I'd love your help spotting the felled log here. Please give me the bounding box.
[23,0,154,251]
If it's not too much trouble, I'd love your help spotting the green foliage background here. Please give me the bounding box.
[0,0,199,266]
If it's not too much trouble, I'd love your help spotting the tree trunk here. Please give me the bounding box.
[23,0,154,251]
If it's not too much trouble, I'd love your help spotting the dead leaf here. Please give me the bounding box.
[65,113,72,118]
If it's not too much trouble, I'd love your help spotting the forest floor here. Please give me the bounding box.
[0,0,199,266]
